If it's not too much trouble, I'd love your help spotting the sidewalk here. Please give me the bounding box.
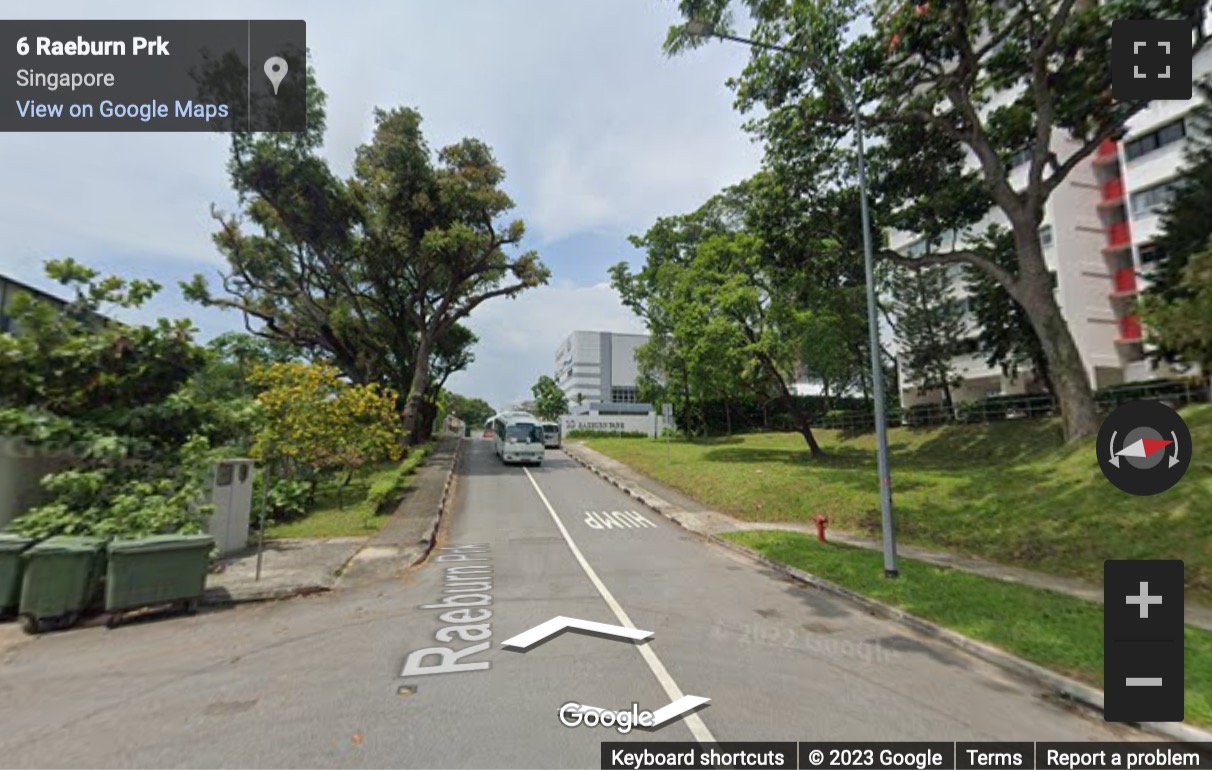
[337,435,461,586]
[203,537,368,605]
[561,441,1212,632]
[203,435,462,602]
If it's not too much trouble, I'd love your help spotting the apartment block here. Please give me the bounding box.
[889,20,1212,407]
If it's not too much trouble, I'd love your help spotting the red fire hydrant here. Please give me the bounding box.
[813,514,829,543]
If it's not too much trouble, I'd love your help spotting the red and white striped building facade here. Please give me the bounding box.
[886,6,1212,407]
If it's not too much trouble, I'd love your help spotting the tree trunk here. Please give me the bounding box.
[1010,233,1100,441]
[724,399,732,435]
[401,333,434,445]
[761,357,824,457]
[781,389,824,457]
[412,395,439,445]
[680,371,692,440]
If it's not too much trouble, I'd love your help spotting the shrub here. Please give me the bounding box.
[567,430,649,439]
[365,443,434,514]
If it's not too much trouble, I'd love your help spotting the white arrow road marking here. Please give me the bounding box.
[648,695,712,727]
[522,467,716,743]
[501,616,653,650]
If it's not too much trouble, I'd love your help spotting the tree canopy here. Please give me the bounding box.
[615,176,874,455]
[665,0,1209,441]
[1,260,224,540]
[185,70,547,444]
[530,375,570,421]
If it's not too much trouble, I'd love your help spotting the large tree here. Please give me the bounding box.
[185,76,547,444]
[351,108,549,439]
[667,0,1209,441]
[616,181,844,455]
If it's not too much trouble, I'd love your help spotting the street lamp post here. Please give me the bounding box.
[686,21,898,577]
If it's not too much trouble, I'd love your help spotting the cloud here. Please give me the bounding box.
[446,281,646,410]
[3,0,760,407]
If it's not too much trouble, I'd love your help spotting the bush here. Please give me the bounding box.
[566,430,649,439]
[1094,378,1205,409]
[365,443,434,514]
[901,403,949,427]
[266,478,311,522]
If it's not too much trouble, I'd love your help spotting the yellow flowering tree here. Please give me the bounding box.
[249,362,405,487]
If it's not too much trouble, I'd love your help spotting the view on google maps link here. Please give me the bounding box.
[1,2,1212,769]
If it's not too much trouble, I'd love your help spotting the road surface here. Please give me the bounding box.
[0,439,1130,768]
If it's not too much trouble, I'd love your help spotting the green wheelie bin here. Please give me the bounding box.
[0,533,36,619]
[18,536,107,634]
[104,534,214,627]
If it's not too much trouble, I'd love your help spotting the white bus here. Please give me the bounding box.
[492,413,545,465]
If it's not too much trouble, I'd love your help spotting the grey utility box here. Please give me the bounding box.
[204,459,255,556]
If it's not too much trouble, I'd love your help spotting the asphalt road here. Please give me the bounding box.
[0,438,1132,769]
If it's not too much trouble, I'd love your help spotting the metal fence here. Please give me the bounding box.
[811,378,1210,433]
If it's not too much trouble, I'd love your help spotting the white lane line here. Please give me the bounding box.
[523,467,716,744]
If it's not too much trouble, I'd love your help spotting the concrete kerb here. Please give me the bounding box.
[560,445,1212,745]
[412,437,462,567]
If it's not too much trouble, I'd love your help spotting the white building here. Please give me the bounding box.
[888,19,1212,408]
[554,330,652,415]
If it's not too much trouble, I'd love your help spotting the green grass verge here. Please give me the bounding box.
[266,442,436,539]
[725,529,1212,726]
[583,405,1212,602]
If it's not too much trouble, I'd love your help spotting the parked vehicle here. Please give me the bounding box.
[541,422,561,449]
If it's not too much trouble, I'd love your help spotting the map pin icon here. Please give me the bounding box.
[264,56,288,95]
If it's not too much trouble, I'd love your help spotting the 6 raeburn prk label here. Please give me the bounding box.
[1,20,306,132]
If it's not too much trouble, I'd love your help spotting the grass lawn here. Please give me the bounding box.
[724,530,1212,726]
[265,463,401,539]
[583,404,1212,602]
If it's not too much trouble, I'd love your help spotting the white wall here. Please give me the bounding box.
[609,333,646,387]
[562,414,671,438]
[0,438,76,529]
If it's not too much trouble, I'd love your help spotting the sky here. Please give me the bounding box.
[1,1,764,411]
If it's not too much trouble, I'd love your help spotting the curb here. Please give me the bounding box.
[410,438,462,567]
[561,444,1212,745]
[201,583,330,606]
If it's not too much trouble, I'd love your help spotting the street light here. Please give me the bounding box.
[686,21,898,578]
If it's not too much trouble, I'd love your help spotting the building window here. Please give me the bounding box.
[1139,243,1166,265]
[1039,225,1054,249]
[1124,119,1186,161]
[953,338,980,356]
[901,230,961,258]
[1007,146,1034,169]
[1130,179,1181,218]
[610,387,638,404]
